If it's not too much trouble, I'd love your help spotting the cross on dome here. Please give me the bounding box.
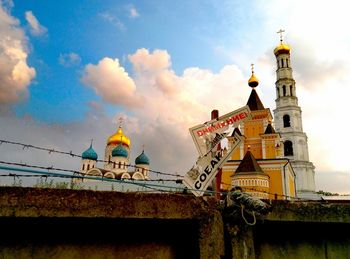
[118,117,124,127]
[277,29,285,43]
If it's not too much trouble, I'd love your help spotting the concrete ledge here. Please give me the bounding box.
[0,187,225,259]
[0,187,218,219]
[264,200,350,223]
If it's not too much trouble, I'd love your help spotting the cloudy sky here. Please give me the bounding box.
[0,0,349,193]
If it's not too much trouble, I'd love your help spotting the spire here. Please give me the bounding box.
[264,122,276,134]
[277,29,285,44]
[235,151,265,175]
[231,127,242,137]
[274,29,291,56]
[246,88,265,111]
[248,63,259,88]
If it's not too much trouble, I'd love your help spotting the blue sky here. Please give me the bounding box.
[1,0,350,193]
[10,0,271,123]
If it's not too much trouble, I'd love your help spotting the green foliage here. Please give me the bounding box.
[316,190,339,196]
[33,179,83,190]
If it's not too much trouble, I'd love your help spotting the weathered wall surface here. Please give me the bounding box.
[224,200,350,259]
[0,187,224,259]
[0,187,349,259]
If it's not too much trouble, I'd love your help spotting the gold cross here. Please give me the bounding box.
[277,29,285,43]
[118,117,123,127]
[251,63,254,73]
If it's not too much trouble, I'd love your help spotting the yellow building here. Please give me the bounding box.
[221,67,296,200]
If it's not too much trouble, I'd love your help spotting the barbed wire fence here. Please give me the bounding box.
[0,138,302,200]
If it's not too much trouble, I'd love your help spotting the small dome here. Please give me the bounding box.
[82,144,98,161]
[135,151,150,165]
[112,143,128,158]
[107,127,131,147]
[274,43,291,56]
[248,73,259,88]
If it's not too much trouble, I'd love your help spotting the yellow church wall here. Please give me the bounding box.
[289,175,296,197]
[222,160,296,200]
[221,169,232,191]
[264,168,283,199]
[265,140,276,159]
[244,140,262,159]
[221,161,240,191]
[230,146,241,160]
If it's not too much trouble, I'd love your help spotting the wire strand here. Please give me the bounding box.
[0,139,183,178]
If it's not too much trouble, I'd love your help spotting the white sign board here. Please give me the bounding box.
[189,105,252,156]
[183,132,242,197]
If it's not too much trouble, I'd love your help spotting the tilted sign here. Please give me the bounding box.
[183,132,242,197]
[189,105,252,156]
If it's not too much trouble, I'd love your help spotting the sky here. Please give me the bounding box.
[0,0,349,193]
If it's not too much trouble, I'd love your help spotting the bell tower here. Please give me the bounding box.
[273,30,317,199]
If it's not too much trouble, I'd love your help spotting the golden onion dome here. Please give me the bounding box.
[274,43,291,56]
[248,73,259,88]
[107,127,131,147]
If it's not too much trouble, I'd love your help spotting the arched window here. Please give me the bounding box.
[82,164,85,170]
[283,114,291,127]
[281,59,284,67]
[283,85,286,96]
[87,164,90,170]
[290,85,293,96]
[284,141,294,156]
[119,162,121,168]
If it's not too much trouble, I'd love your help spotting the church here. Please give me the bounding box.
[78,125,151,181]
[221,34,316,200]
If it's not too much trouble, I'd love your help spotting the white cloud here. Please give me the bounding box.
[99,12,125,31]
[0,4,36,104]
[25,10,47,36]
[59,52,81,67]
[81,57,141,107]
[128,6,139,18]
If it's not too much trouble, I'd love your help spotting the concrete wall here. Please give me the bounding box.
[0,187,224,259]
[0,187,349,259]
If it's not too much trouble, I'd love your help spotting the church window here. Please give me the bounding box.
[284,141,294,156]
[119,162,121,168]
[113,162,116,169]
[82,164,85,170]
[290,85,293,96]
[283,115,291,127]
[87,164,90,170]
[282,85,286,96]
[281,59,284,67]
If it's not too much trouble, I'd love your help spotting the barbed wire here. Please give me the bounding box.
[0,139,183,178]
[0,160,80,174]
[0,162,303,200]
[0,164,210,195]
[220,182,302,200]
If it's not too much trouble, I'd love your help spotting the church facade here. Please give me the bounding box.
[272,37,316,199]
[221,36,316,200]
[78,126,150,181]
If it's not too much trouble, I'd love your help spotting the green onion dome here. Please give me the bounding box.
[112,143,128,158]
[82,144,98,161]
[135,151,150,165]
